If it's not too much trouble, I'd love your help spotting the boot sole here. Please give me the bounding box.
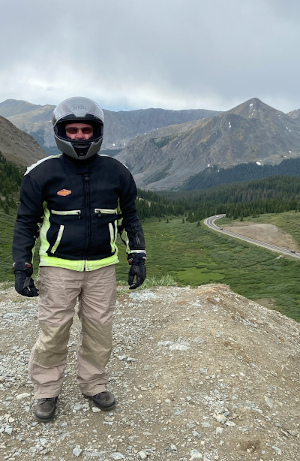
[34,411,56,423]
[83,394,116,411]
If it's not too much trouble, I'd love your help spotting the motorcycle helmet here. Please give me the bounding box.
[52,96,104,160]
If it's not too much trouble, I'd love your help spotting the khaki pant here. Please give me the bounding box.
[29,265,116,399]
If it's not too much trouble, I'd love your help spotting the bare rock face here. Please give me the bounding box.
[0,116,46,166]
[116,98,300,190]
[0,282,299,460]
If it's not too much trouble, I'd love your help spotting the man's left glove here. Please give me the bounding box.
[13,260,39,297]
[128,252,146,290]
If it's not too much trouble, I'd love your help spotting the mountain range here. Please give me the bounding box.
[0,97,300,190]
[0,99,219,156]
[115,98,300,190]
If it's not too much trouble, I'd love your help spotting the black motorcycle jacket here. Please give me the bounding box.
[13,153,145,271]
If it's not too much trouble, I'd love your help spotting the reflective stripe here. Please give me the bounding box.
[51,225,64,254]
[94,208,117,215]
[39,206,51,257]
[113,221,118,253]
[39,253,119,271]
[51,209,81,216]
[119,228,130,253]
[108,222,117,254]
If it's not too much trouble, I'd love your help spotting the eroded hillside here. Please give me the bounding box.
[0,116,46,166]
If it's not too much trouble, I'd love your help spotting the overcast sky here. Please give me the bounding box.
[1,0,299,113]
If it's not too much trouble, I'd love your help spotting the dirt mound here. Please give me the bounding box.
[223,222,300,251]
[0,283,299,460]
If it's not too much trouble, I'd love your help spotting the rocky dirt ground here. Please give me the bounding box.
[0,280,299,461]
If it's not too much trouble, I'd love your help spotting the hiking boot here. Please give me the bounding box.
[87,391,115,410]
[34,397,58,422]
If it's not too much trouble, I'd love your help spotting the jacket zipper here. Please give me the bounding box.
[94,208,117,216]
[51,209,81,218]
[84,174,90,260]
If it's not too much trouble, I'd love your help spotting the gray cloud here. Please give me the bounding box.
[0,0,299,112]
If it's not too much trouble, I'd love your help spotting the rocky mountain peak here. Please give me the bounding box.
[115,97,300,190]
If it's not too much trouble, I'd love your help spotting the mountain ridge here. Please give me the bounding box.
[0,99,219,156]
[1,97,300,190]
[0,115,46,166]
[115,98,300,190]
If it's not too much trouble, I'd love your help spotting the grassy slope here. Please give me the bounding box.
[0,211,16,282]
[117,215,300,322]
[3,209,300,321]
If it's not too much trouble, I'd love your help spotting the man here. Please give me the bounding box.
[12,96,146,422]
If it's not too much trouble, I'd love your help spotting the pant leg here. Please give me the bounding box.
[76,265,116,396]
[29,267,82,398]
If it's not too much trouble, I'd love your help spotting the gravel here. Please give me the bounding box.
[0,282,299,461]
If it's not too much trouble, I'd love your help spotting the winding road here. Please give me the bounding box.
[204,214,300,260]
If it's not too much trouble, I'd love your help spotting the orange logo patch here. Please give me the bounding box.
[57,189,72,196]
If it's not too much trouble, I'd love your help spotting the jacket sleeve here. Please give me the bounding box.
[12,174,44,263]
[118,170,145,254]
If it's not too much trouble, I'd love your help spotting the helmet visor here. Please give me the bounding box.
[55,119,103,142]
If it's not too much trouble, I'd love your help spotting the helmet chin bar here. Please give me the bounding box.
[73,142,90,158]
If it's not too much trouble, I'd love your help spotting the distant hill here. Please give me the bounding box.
[181,158,300,190]
[0,99,43,118]
[102,107,220,150]
[0,115,46,166]
[0,100,58,156]
[0,99,219,156]
[115,98,300,190]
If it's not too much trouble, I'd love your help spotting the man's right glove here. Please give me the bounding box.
[128,252,146,290]
[13,260,39,297]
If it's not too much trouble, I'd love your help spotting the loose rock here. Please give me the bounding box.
[0,283,299,461]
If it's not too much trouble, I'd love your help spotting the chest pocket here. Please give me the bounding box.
[94,208,118,254]
[51,209,81,217]
[94,208,117,216]
[48,209,81,254]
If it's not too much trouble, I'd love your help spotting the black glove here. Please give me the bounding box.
[128,252,146,290]
[13,260,39,297]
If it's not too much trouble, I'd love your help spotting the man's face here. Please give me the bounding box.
[65,122,93,140]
